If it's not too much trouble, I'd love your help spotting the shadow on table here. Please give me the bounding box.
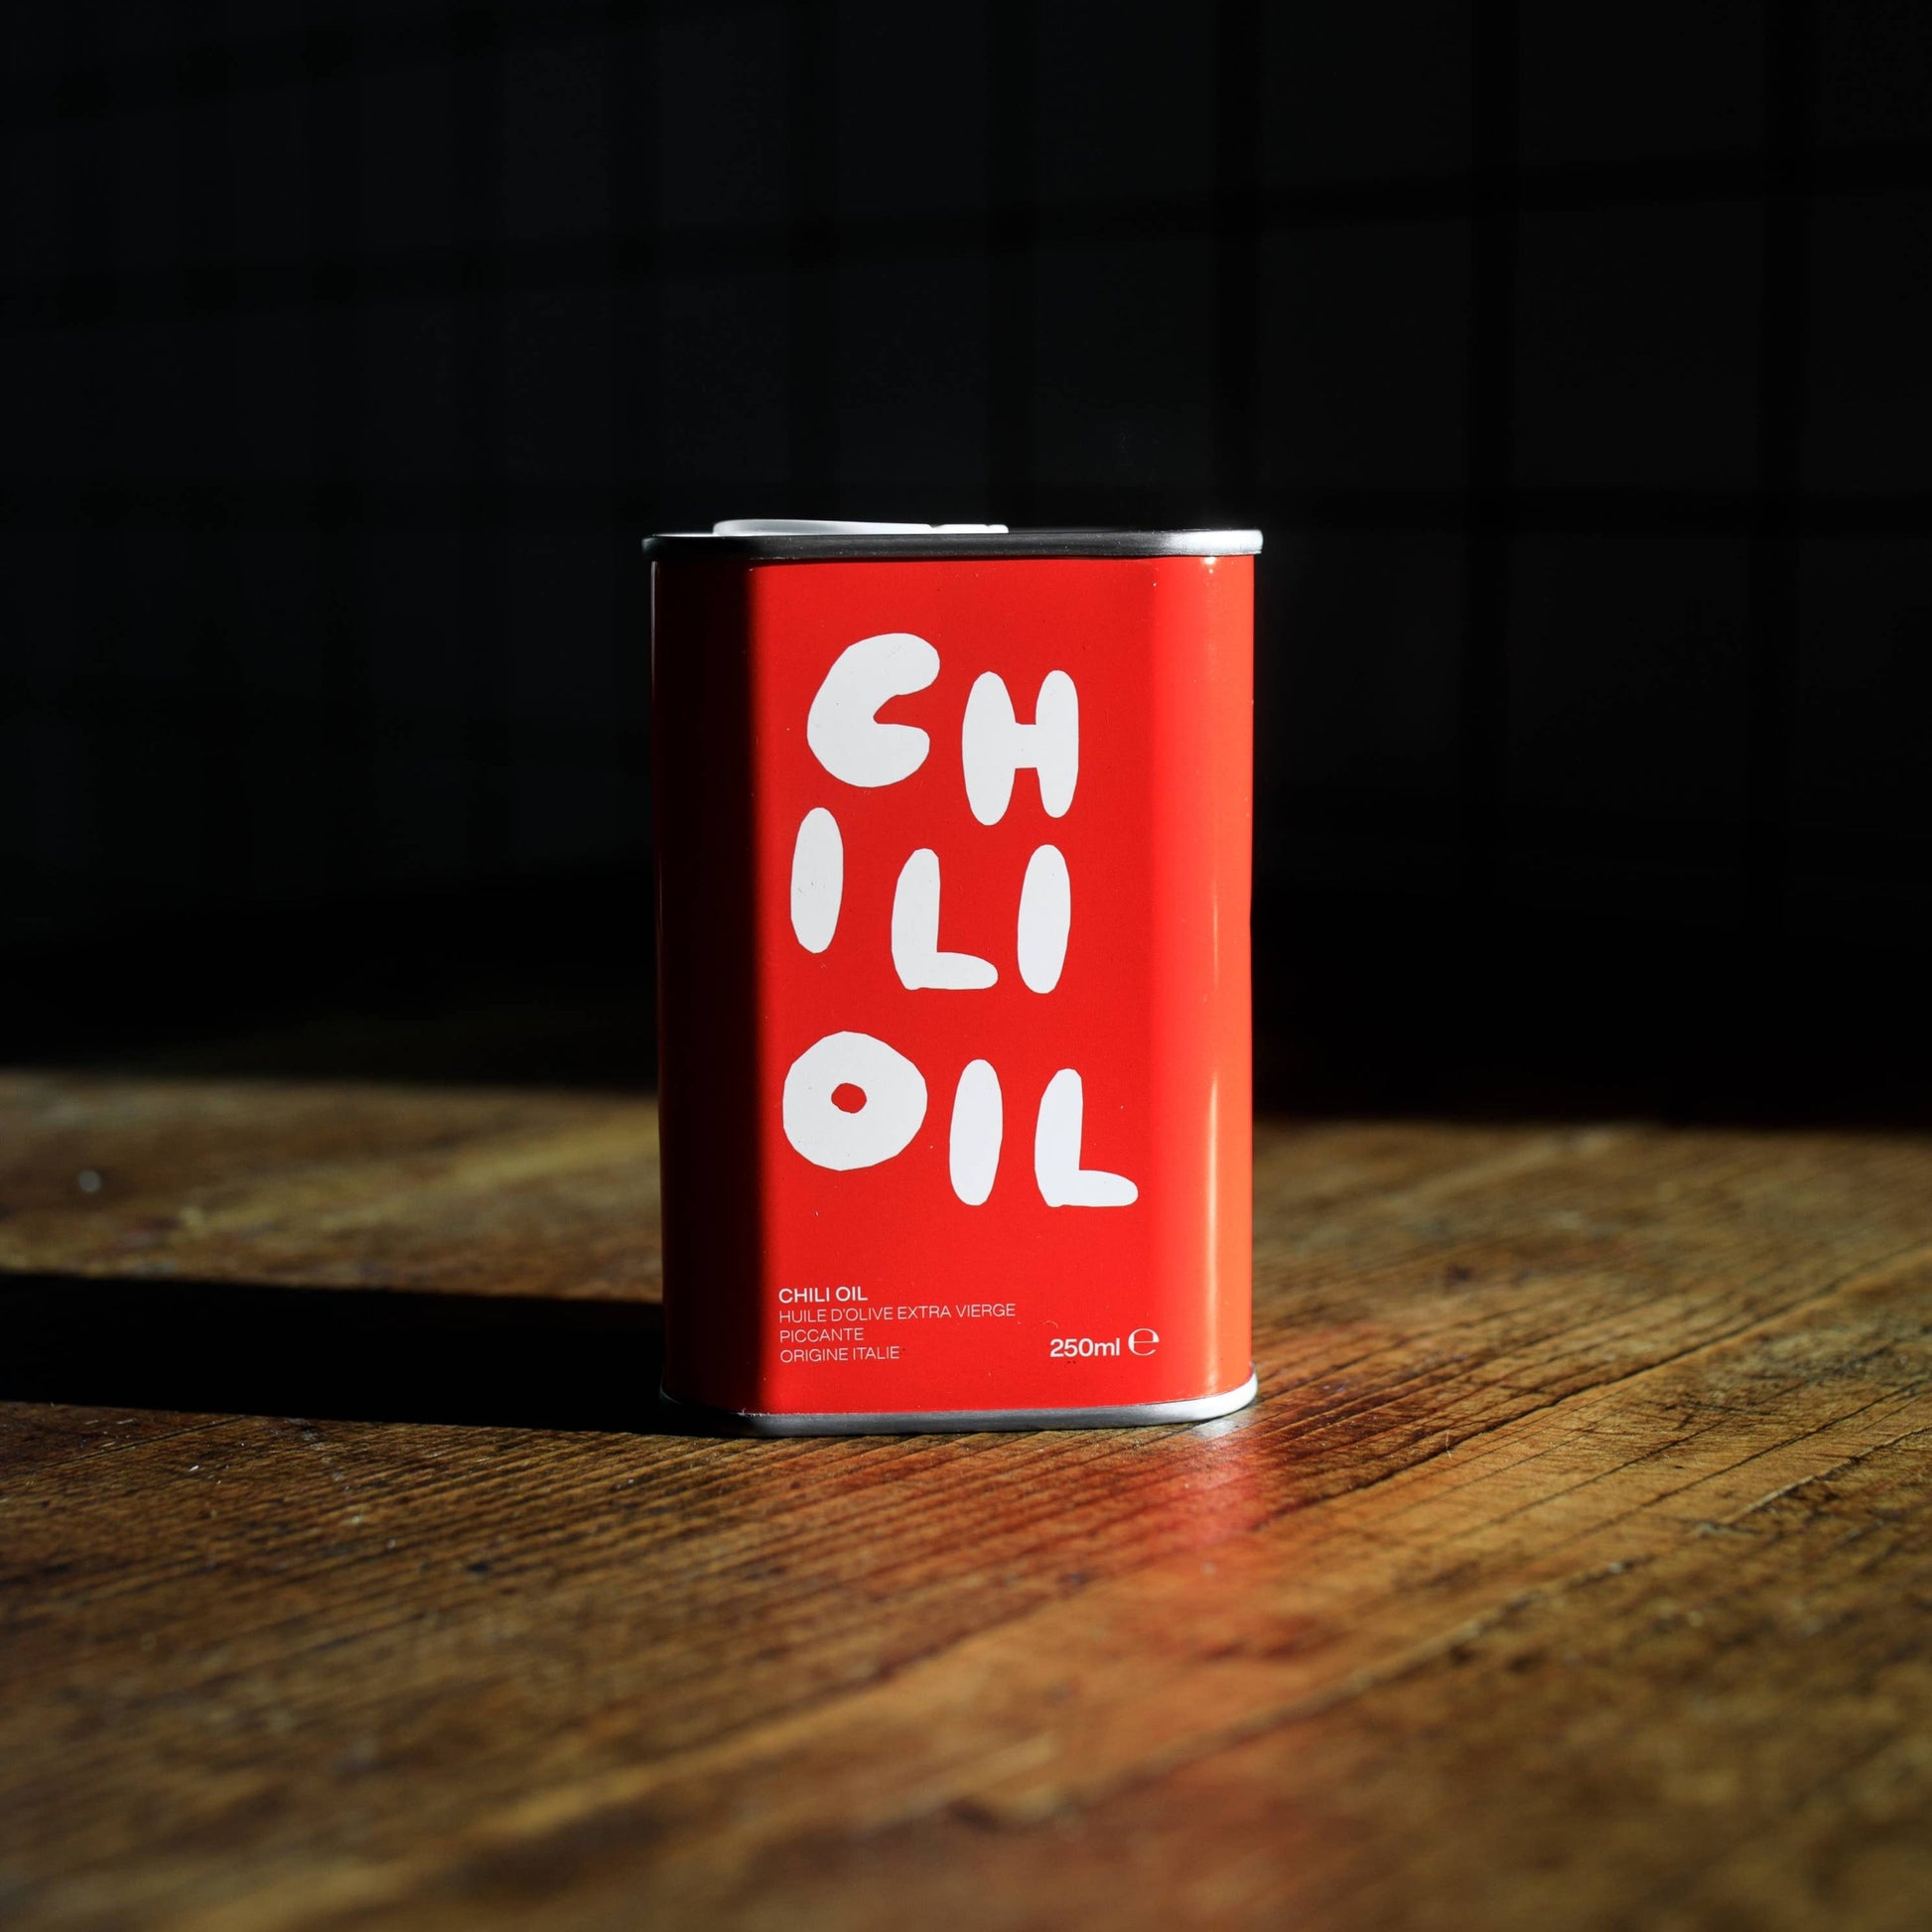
[0,1273,692,1435]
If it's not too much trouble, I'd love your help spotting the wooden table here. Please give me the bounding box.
[3,1070,1929,1930]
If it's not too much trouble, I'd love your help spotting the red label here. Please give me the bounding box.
[656,556,1252,1416]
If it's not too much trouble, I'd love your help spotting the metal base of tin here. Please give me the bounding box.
[659,1369,1259,1438]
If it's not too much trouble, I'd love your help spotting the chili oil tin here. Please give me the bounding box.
[646,521,1261,1433]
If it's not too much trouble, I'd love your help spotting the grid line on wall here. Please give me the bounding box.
[5,0,1932,958]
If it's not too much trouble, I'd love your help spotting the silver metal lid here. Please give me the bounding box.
[642,520,1264,562]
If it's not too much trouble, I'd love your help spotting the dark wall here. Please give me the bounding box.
[5,2,1932,1105]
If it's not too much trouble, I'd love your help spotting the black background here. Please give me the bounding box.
[5,1,1931,1117]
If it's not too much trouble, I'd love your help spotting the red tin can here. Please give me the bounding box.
[647,522,1261,1433]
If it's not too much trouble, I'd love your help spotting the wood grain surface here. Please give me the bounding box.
[3,1070,1929,1930]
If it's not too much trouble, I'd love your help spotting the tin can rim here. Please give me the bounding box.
[641,526,1264,562]
[656,1369,1260,1437]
